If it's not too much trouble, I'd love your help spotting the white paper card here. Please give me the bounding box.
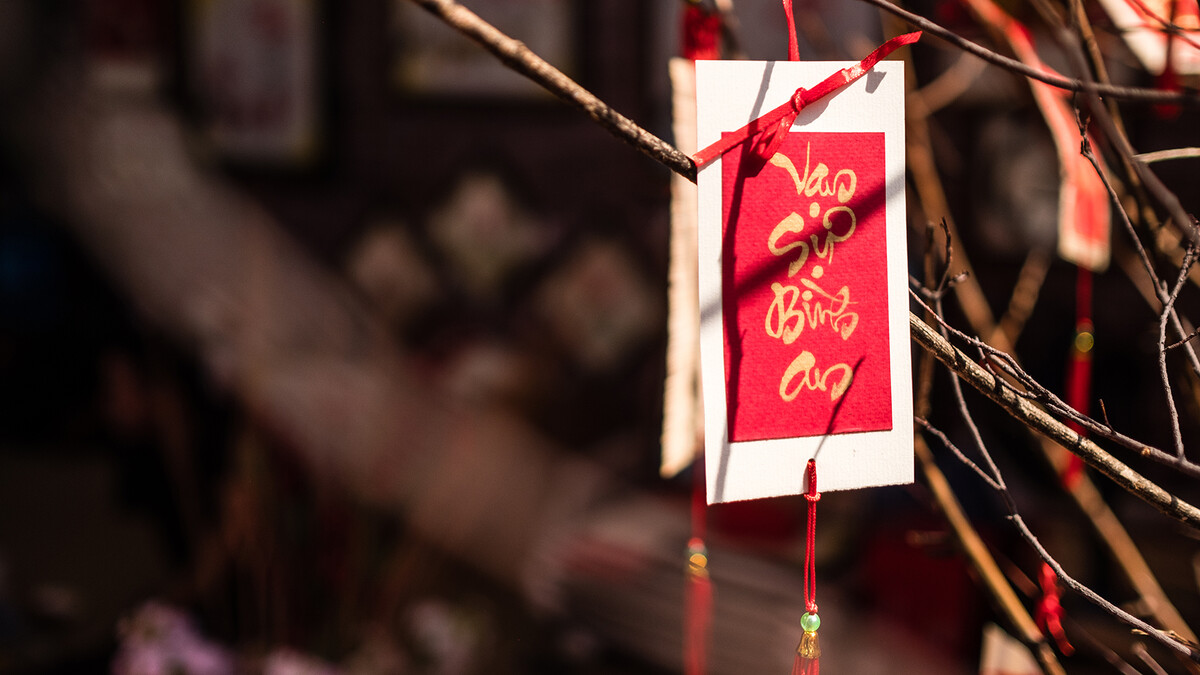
[696,59,913,503]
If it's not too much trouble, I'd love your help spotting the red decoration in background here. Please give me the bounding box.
[1036,563,1074,655]
[1154,0,1184,118]
[683,6,723,61]
[1045,266,1091,652]
[685,458,713,675]
[961,0,1110,271]
[721,132,892,442]
[1060,266,1093,490]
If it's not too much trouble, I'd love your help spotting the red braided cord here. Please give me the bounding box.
[804,459,820,613]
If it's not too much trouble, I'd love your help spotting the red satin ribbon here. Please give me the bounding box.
[783,0,800,61]
[692,31,922,173]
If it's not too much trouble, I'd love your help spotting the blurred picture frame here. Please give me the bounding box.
[390,0,576,99]
[183,0,326,169]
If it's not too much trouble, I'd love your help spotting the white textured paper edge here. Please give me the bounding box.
[696,59,913,504]
[661,58,703,478]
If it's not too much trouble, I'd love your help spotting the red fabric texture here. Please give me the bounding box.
[721,132,892,442]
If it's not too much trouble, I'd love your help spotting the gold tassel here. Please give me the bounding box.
[797,630,820,659]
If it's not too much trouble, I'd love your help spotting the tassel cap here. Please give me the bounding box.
[797,629,820,659]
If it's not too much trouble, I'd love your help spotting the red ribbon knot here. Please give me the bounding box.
[790,88,808,113]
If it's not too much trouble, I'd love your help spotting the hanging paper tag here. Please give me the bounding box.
[1093,0,1200,76]
[979,624,1041,675]
[696,59,913,503]
[961,0,1111,272]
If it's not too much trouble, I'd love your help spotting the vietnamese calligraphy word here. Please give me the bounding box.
[765,278,859,344]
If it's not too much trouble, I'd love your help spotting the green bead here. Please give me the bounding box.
[800,612,821,632]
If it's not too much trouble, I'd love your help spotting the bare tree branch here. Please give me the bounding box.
[909,286,1200,477]
[909,311,1200,529]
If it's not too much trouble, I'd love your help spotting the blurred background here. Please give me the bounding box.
[1,0,1200,673]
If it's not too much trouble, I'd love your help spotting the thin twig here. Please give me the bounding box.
[931,294,1012,496]
[1136,641,1173,675]
[914,416,1002,490]
[855,0,1200,104]
[936,278,1191,660]
[1158,246,1196,457]
[993,248,1051,349]
[911,50,989,115]
[1087,141,1165,289]
[911,225,1062,674]
[1137,147,1200,164]
[406,0,698,183]
[1012,511,1200,662]
[1168,326,1200,350]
